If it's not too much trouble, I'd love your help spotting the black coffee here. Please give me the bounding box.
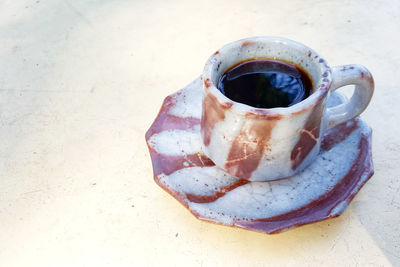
[217,59,312,108]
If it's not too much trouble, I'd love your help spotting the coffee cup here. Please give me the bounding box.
[201,36,374,181]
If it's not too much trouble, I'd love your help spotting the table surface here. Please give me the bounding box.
[0,0,399,266]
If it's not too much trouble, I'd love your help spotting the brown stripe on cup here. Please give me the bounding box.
[290,101,324,170]
[201,90,233,146]
[225,113,282,179]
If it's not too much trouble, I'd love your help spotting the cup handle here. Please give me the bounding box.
[326,64,374,128]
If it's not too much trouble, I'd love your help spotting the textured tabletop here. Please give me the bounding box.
[0,0,398,266]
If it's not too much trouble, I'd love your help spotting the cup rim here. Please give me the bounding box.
[202,36,332,116]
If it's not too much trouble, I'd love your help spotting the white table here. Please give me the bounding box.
[0,0,398,266]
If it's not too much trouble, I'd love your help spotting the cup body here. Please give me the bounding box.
[201,37,332,181]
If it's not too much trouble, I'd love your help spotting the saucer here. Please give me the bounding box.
[145,77,374,234]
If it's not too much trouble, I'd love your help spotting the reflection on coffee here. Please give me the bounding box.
[218,59,313,108]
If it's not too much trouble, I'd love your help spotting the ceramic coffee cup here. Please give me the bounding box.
[201,36,374,181]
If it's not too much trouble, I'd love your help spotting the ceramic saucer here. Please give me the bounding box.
[145,77,374,234]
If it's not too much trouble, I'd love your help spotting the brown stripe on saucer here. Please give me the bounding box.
[186,179,249,203]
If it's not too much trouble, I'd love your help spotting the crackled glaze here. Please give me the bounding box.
[145,78,374,234]
[201,37,374,181]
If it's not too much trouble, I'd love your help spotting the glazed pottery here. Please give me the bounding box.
[145,78,374,234]
[201,37,374,181]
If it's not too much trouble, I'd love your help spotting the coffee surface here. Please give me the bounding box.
[218,59,312,108]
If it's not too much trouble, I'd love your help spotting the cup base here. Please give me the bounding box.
[145,77,374,234]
